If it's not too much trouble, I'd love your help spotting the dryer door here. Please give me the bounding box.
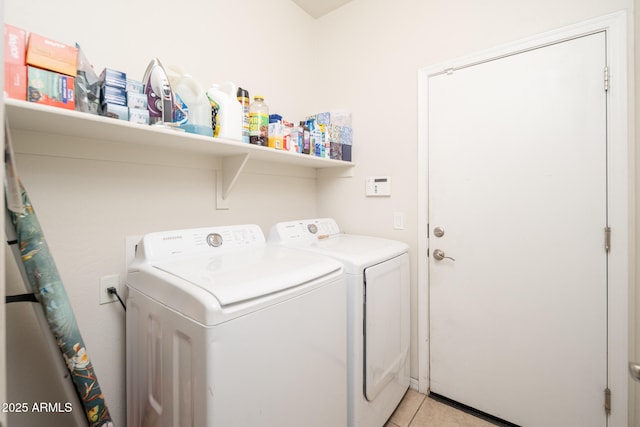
[363,252,410,401]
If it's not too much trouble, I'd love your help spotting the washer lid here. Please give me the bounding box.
[152,246,342,307]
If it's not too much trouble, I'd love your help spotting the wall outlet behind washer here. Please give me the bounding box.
[99,274,119,305]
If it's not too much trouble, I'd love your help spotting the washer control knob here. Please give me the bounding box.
[207,233,223,247]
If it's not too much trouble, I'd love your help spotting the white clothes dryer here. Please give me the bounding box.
[269,218,410,427]
[126,224,347,427]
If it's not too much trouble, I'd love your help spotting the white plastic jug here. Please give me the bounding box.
[168,67,213,136]
[207,82,242,141]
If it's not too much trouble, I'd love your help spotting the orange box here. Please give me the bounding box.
[4,24,27,100]
[27,66,75,110]
[26,32,77,77]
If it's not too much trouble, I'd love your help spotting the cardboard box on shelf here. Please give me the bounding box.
[27,66,75,110]
[129,108,149,125]
[101,103,129,121]
[99,68,126,89]
[100,85,127,106]
[5,63,27,100]
[127,92,147,109]
[4,24,27,100]
[26,32,78,77]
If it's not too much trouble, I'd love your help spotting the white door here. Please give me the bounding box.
[428,32,607,426]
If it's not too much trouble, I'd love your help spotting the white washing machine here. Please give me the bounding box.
[269,218,410,427]
[126,224,347,427]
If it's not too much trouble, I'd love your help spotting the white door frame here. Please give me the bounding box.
[417,11,631,425]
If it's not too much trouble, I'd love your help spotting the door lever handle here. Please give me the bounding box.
[630,362,640,382]
[433,249,455,261]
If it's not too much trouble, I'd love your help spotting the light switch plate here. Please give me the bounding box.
[393,212,405,230]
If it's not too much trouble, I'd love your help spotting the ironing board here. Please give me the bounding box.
[4,121,113,427]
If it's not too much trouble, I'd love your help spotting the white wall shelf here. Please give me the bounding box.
[5,99,354,209]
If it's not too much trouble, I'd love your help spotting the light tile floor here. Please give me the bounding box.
[385,389,497,427]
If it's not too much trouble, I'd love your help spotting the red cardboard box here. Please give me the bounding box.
[5,24,26,64]
[5,64,27,100]
[4,24,27,100]
[26,32,77,77]
[27,66,75,110]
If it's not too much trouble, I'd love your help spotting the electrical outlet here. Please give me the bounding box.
[99,274,119,305]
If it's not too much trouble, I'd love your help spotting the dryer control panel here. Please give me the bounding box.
[269,218,341,243]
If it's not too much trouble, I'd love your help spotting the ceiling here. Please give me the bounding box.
[291,0,354,18]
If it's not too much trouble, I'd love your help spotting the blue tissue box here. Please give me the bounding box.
[99,68,127,89]
[100,85,127,106]
[101,103,128,120]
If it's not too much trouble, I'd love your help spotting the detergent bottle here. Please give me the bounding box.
[237,87,250,143]
[249,96,269,146]
[206,82,242,141]
[168,67,213,136]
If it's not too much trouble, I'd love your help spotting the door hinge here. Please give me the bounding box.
[604,387,611,415]
[604,66,610,91]
[604,226,611,253]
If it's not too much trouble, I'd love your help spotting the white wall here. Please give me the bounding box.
[4,0,638,426]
